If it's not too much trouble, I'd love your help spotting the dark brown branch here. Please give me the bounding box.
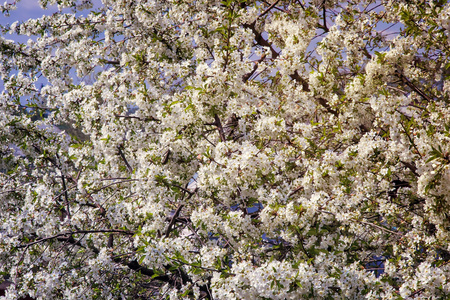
[290,70,310,92]
[288,186,304,197]
[171,184,194,196]
[80,201,107,216]
[298,236,311,259]
[60,174,71,220]
[243,21,279,58]
[242,54,266,82]
[201,133,216,147]
[54,236,174,284]
[322,6,328,32]
[51,184,76,203]
[211,114,226,142]
[57,234,97,253]
[124,260,171,281]
[396,71,432,102]
[257,0,281,20]
[165,205,184,237]
[296,0,305,10]
[400,160,419,177]
[41,232,172,282]
[117,146,133,174]
[0,280,35,299]
[360,221,403,236]
[16,229,211,297]
[90,179,140,194]
[407,288,425,298]
[17,229,135,248]
[215,114,226,142]
[317,96,338,116]
[168,257,233,274]
[107,234,114,248]
[162,150,171,164]
[100,59,120,65]
[114,114,161,123]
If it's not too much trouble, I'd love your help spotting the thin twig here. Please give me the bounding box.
[396,70,432,102]
[317,209,403,236]
[172,184,193,196]
[90,179,140,194]
[167,257,234,274]
[288,186,304,197]
[360,221,403,236]
[242,54,266,82]
[114,114,161,123]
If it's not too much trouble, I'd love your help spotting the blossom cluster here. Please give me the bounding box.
[1,0,450,299]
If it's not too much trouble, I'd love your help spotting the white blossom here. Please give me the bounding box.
[1,0,450,299]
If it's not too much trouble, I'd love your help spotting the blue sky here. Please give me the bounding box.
[2,0,64,27]
[1,0,103,22]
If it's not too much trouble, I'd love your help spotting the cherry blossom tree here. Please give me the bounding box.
[1,0,450,299]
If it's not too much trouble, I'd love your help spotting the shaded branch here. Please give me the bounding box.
[124,260,171,282]
[162,149,171,165]
[396,71,432,102]
[17,229,135,248]
[321,6,328,32]
[400,160,419,177]
[206,114,227,142]
[114,114,161,123]
[165,204,184,237]
[117,146,133,174]
[107,234,114,248]
[60,174,71,220]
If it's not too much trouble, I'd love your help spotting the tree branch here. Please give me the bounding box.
[117,146,133,174]
[397,71,432,102]
[242,54,266,82]
[60,174,71,220]
[17,229,135,248]
[400,160,419,177]
[162,149,171,165]
[165,204,184,237]
[213,114,226,142]
[257,0,281,20]
[360,221,403,236]
[322,6,328,32]
[114,114,161,123]
[243,21,279,59]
